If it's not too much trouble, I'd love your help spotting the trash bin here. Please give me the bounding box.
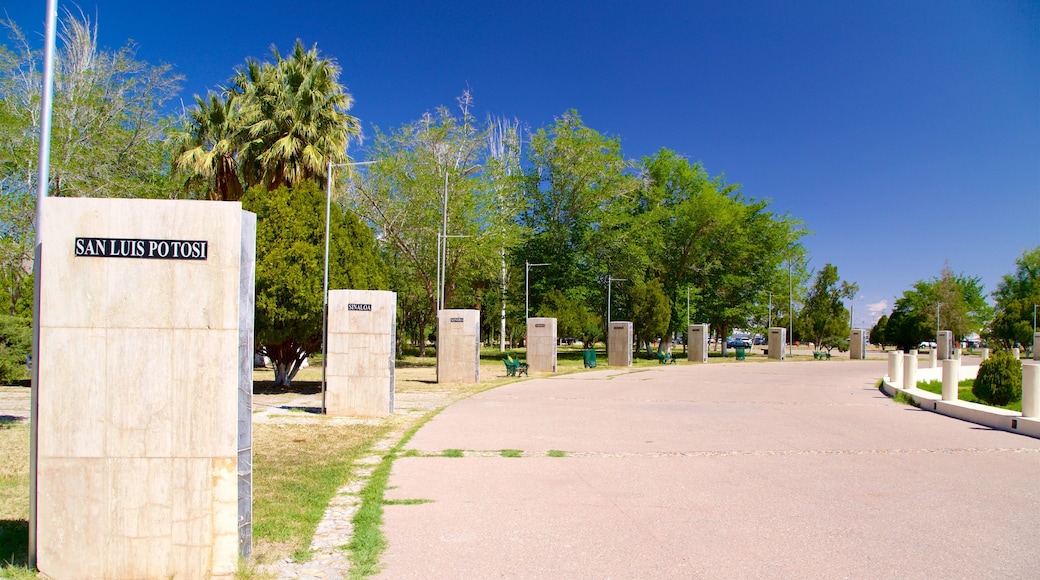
[735,346,746,360]
[583,349,597,368]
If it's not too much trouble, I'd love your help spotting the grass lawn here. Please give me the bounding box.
[916,378,1023,413]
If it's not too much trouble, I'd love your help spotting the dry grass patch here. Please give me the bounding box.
[251,421,389,564]
[0,418,29,570]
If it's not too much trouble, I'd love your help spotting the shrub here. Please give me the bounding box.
[972,351,1022,406]
[0,316,30,384]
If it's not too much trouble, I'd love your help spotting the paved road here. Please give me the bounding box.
[378,360,1040,579]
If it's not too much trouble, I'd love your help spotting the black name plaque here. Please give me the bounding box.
[75,237,208,260]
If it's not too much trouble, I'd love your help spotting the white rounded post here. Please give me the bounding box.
[903,353,917,391]
[1013,347,1020,360]
[1022,364,1039,418]
[981,348,990,361]
[941,359,960,401]
[929,349,938,369]
[887,351,903,386]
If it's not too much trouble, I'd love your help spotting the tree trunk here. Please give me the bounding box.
[661,335,674,353]
[273,361,291,387]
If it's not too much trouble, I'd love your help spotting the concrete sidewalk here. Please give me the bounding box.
[379,360,1040,579]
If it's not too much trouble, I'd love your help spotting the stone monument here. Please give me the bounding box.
[437,309,480,383]
[688,323,709,363]
[850,328,866,360]
[768,327,786,360]
[32,198,254,579]
[608,321,633,367]
[326,289,397,417]
[937,330,953,360]
[526,317,557,373]
[1034,332,1040,361]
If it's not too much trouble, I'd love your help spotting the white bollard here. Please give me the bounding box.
[942,359,960,401]
[903,353,917,391]
[981,348,990,361]
[1023,364,1039,418]
[1013,347,1020,360]
[929,349,938,369]
[953,348,962,360]
[887,351,903,386]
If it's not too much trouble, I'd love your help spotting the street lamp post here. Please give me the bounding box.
[437,164,481,311]
[607,275,627,323]
[849,295,861,331]
[525,261,549,320]
[788,259,793,357]
[321,160,376,414]
[936,302,942,345]
[687,286,692,327]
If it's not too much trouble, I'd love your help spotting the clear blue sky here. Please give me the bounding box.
[6,0,1039,327]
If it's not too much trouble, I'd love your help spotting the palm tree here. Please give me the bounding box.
[174,40,361,198]
[237,41,362,190]
[171,92,244,201]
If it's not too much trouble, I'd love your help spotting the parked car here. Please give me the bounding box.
[753,335,766,345]
[726,335,752,348]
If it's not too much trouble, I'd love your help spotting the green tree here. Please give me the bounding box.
[515,110,639,333]
[990,247,1040,349]
[631,279,671,356]
[537,288,603,347]
[932,263,992,340]
[887,266,992,352]
[1,11,182,199]
[870,314,889,349]
[0,10,182,315]
[244,181,386,385]
[885,302,931,352]
[799,264,854,351]
[355,93,523,344]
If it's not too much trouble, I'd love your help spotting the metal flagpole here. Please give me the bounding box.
[29,0,60,567]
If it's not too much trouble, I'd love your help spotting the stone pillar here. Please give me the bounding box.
[437,309,480,384]
[688,323,708,363]
[887,351,903,386]
[980,348,990,361]
[942,359,960,401]
[850,329,866,360]
[527,317,557,373]
[326,290,396,417]
[903,352,917,391]
[768,327,786,360]
[928,349,938,369]
[1034,333,1040,361]
[937,330,953,360]
[1023,364,1040,418]
[33,198,254,579]
[607,321,633,367]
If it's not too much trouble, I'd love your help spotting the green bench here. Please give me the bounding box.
[813,350,832,360]
[655,350,677,364]
[504,356,529,377]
